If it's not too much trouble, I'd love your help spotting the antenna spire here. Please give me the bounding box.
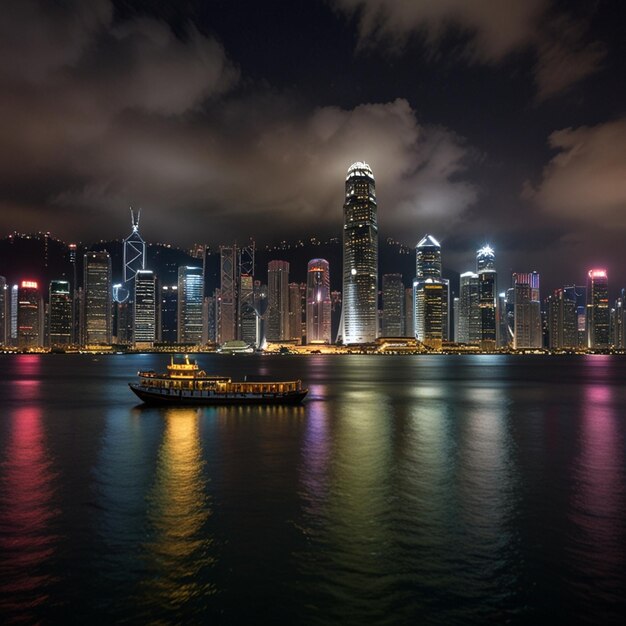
[129,207,141,232]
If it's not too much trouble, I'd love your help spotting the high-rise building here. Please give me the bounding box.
[512,272,542,349]
[414,235,448,348]
[586,269,609,349]
[306,259,331,344]
[382,274,404,336]
[267,260,290,341]
[49,280,72,346]
[458,272,480,344]
[0,276,7,346]
[10,284,18,345]
[177,266,203,344]
[342,162,378,344]
[547,288,578,350]
[289,282,302,342]
[134,270,156,347]
[612,289,625,349]
[84,252,112,345]
[476,246,497,351]
[478,270,497,351]
[218,245,237,343]
[239,274,257,345]
[17,280,42,348]
[404,287,414,338]
[413,278,446,350]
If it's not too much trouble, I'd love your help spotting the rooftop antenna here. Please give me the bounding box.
[130,207,141,232]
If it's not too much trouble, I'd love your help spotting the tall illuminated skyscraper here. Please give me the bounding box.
[49,280,72,346]
[288,282,302,342]
[477,246,497,351]
[586,269,609,349]
[177,266,203,344]
[512,271,541,349]
[84,251,112,345]
[218,245,236,343]
[17,280,42,348]
[160,285,178,343]
[306,259,331,344]
[134,270,156,347]
[267,260,290,341]
[458,272,480,344]
[547,288,577,350]
[414,234,448,348]
[342,162,378,344]
[0,276,7,346]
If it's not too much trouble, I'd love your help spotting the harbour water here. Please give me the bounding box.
[0,353,625,624]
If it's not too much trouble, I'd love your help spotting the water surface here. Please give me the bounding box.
[0,354,625,624]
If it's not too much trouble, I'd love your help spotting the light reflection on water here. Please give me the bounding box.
[0,354,625,624]
[140,408,216,615]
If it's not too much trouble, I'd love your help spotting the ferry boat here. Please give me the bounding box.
[129,355,308,405]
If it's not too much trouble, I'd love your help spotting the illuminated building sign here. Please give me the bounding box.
[21,280,38,289]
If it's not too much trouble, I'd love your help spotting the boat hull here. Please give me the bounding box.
[129,383,308,406]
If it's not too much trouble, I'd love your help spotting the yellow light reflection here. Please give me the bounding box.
[143,408,216,609]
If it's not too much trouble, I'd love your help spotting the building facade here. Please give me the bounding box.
[177,266,203,344]
[458,271,480,344]
[512,271,542,349]
[306,259,332,344]
[83,251,112,345]
[342,162,378,344]
[382,274,404,336]
[267,260,290,341]
[134,270,156,347]
[49,279,72,346]
[414,235,448,348]
[586,269,609,349]
[17,280,42,348]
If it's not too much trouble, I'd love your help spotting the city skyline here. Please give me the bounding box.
[0,1,625,293]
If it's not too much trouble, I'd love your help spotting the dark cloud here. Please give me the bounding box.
[0,1,478,245]
[331,0,605,99]
[526,117,626,226]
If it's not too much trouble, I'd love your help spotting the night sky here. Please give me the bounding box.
[1,0,625,292]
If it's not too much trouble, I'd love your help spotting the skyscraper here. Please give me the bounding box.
[267,260,290,341]
[84,251,112,345]
[416,235,442,279]
[134,270,156,347]
[306,259,331,344]
[0,276,7,346]
[218,245,236,343]
[612,289,625,349]
[414,235,448,348]
[413,278,446,350]
[547,288,578,350]
[239,274,257,345]
[49,280,72,346]
[586,269,609,349]
[404,287,414,338]
[177,266,203,344]
[477,245,497,351]
[512,271,542,349]
[17,280,42,348]
[382,274,404,336]
[289,282,302,342]
[458,272,480,344]
[123,209,146,286]
[342,162,378,344]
